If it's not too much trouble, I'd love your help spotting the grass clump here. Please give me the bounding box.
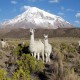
[9,44,44,80]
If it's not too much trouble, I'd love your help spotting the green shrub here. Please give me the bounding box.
[16,54,44,73]
[35,60,44,72]
[13,46,22,55]
[0,69,7,80]
[16,54,36,73]
[12,67,30,80]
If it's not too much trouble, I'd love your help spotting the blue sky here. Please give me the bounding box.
[0,0,80,27]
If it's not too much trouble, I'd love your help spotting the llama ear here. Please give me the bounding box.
[31,28,34,31]
[30,28,33,31]
[46,34,48,37]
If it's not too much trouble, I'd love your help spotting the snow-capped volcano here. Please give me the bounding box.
[0,7,73,29]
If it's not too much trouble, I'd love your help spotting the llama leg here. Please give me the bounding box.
[34,52,36,58]
[47,54,49,63]
[31,52,33,56]
[42,53,44,62]
[45,53,48,63]
[37,53,40,60]
[48,54,50,62]
[49,56,50,62]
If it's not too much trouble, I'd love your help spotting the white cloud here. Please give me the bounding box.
[11,1,17,4]
[66,9,74,12]
[75,20,80,24]
[21,6,31,11]
[27,0,38,2]
[58,12,64,16]
[49,0,59,3]
[26,0,44,2]
[76,13,80,18]
[60,7,74,12]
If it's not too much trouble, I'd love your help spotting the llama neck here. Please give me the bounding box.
[30,34,34,44]
[44,39,48,46]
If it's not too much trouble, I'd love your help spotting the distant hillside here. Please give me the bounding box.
[0,28,80,38]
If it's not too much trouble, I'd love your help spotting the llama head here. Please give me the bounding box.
[30,28,35,35]
[44,34,48,40]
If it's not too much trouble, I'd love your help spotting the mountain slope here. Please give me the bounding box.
[0,7,73,29]
[0,28,80,38]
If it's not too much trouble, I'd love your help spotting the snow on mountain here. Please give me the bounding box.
[0,7,73,29]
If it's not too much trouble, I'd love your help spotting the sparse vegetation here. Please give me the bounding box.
[0,38,80,80]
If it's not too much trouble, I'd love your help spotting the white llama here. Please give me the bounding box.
[29,28,44,62]
[0,39,9,49]
[78,41,80,46]
[44,34,52,63]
